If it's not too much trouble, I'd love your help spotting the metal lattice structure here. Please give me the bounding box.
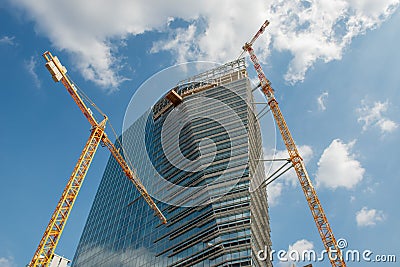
[29,123,104,266]
[29,52,166,267]
[243,20,346,267]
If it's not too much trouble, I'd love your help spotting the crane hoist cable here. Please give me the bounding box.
[64,74,136,174]
[66,73,107,118]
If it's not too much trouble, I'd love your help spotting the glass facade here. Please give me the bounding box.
[72,59,272,267]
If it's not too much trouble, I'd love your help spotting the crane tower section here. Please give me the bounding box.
[29,52,166,267]
[243,20,346,267]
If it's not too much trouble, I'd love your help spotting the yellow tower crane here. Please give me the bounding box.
[28,51,166,267]
[242,21,346,267]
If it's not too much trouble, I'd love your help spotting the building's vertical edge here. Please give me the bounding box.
[247,78,272,267]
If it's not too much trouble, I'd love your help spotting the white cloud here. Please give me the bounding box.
[151,24,201,64]
[0,36,15,45]
[357,100,398,134]
[9,0,399,90]
[278,239,314,266]
[266,145,313,206]
[378,119,398,133]
[267,182,283,207]
[11,0,195,91]
[24,56,41,88]
[0,257,16,267]
[270,1,399,83]
[289,239,314,256]
[317,91,329,111]
[356,207,385,227]
[316,139,365,190]
[153,0,400,84]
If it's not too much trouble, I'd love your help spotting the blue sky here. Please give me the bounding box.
[1,1,399,266]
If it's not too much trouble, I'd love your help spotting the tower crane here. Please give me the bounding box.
[243,21,346,267]
[28,51,167,267]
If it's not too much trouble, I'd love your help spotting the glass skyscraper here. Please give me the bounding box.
[72,59,272,267]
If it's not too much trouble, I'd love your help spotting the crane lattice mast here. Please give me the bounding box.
[243,20,346,267]
[29,51,166,267]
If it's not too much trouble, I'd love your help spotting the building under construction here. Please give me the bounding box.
[31,20,345,267]
[71,59,272,267]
